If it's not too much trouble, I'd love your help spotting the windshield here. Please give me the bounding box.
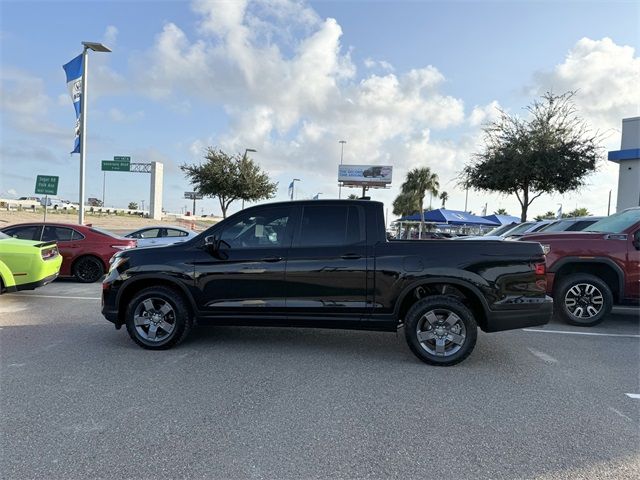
[0,231,9,239]
[587,209,640,233]
[503,222,534,236]
[484,223,518,236]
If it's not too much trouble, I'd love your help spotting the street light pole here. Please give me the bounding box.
[78,41,111,225]
[241,148,257,210]
[291,178,301,200]
[338,140,346,199]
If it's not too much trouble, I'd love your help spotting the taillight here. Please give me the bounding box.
[41,247,58,260]
[534,262,546,275]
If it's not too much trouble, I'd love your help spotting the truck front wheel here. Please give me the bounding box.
[404,295,478,366]
[125,286,193,349]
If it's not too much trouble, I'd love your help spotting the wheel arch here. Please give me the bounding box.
[115,274,197,325]
[394,277,490,331]
[551,257,624,301]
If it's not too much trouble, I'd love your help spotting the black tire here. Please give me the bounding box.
[125,286,192,350]
[72,256,104,283]
[404,295,478,366]
[554,273,613,327]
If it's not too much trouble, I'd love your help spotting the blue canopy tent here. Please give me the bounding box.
[398,208,500,226]
[394,208,499,238]
[482,214,520,225]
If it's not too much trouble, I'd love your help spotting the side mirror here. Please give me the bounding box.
[204,235,219,251]
[204,235,230,259]
[633,231,640,251]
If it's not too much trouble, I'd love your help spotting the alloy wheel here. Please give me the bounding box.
[133,298,176,342]
[416,308,467,357]
[564,283,604,319]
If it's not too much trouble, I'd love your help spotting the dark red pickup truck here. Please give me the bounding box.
[523,207,640,326]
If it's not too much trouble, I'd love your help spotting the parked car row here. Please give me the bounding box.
[0,223,197,283]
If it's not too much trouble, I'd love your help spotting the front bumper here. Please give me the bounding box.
[483,295,553,332]
[101,277,121,325]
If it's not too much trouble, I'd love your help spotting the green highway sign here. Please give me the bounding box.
[35,175,59,196]
[102,160,131,172]
[113,156,131,162]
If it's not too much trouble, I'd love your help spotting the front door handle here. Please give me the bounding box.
[341,253,362,260]
[261,256,283,263]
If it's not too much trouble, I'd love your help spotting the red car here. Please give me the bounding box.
[521,207,640,326]
[1,223,136,283]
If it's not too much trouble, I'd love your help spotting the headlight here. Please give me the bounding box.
[109,256,127,273]
[541,244,550,255]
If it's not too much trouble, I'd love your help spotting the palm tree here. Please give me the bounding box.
[392,192,420,217]
[347,194,360,200]
[439,191,448,208]
[494,208,509,216]
[401,167,439,238]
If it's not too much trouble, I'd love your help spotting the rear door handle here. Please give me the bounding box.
[261,256,283,263]
[341,253,362,260]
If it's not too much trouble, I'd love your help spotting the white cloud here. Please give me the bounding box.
[364,58,395,72]
[469,100,501,127]
[0,67,67,138]
[533,37,640,147]
[103,25,118,47]
[107,107,144,123]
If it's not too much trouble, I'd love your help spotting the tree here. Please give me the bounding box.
[534,211,556,221]
[400,167,439,238]
[494,208,509,216]
[461,92,601,221]
[439,191,449,208]
[128,202,138,210]
[392,191,419,217]
[181,148,277,218]
[566,207,590,218]
[347,194,360,200]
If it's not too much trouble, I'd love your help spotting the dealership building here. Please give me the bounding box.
[608,117,640,212]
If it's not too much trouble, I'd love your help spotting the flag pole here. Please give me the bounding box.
[78,45,89,225]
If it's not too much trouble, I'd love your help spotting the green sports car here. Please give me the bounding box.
[0,231,62,293]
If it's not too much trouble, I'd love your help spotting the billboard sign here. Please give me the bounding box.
[338,165,393,186]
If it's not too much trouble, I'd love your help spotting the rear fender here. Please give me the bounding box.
[0,259,17,291]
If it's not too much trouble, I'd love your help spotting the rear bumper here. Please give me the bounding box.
[484,296,553,332]
[15,272,59,291]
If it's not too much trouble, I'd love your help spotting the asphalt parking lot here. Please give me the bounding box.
[1,281,638,480]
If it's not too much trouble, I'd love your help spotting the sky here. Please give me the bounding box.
[1,0,639,220]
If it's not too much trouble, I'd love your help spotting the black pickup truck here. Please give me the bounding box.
[102,200,552,365]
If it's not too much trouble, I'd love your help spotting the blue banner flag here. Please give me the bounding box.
[288,181,294,198]
[62,54,83,154]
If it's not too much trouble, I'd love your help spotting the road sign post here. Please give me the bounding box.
[35,175,59,224]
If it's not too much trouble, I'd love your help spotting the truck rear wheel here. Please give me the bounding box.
[404,295,478,366]
[555,273,612,327]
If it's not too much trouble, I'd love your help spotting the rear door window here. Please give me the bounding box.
[296,205,364,247]
[42,226,75,242]
[166,229,188,237]
[138,228,161,239]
